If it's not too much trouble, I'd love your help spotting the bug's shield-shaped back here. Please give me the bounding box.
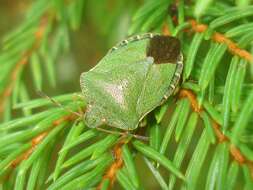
[80,36,178,130]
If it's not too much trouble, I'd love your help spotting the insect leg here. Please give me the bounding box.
[95,127,149,141]
[132,133,149,141]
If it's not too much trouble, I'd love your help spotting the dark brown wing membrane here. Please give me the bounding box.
[146,35,181,64]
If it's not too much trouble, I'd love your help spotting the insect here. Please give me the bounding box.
[80,33,183,131]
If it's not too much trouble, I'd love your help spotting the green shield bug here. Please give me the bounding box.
[80,33,183,131]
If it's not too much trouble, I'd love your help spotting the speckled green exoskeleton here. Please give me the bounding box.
[80,33,183,131]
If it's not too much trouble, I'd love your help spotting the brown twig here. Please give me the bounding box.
[211,120,228,143]
[10,132,48,168]
[189,19,208,33]
[212,32,253,62]
[10,114,76,169]
[188,20,253,63]
[179,89,253,178]
[97,140,126,190]
[178,89,202,113]
[163,19,253,63]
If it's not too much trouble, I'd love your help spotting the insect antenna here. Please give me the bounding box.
[37,91,82,117]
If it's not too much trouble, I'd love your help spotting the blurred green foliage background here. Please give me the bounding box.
[0,0,140,95]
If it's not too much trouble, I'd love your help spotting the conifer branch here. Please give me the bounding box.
[97,140,127,190]
[179,89,253,179]
[188,20,253,63]
[0,15,49,114]
[0,1,252,189]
